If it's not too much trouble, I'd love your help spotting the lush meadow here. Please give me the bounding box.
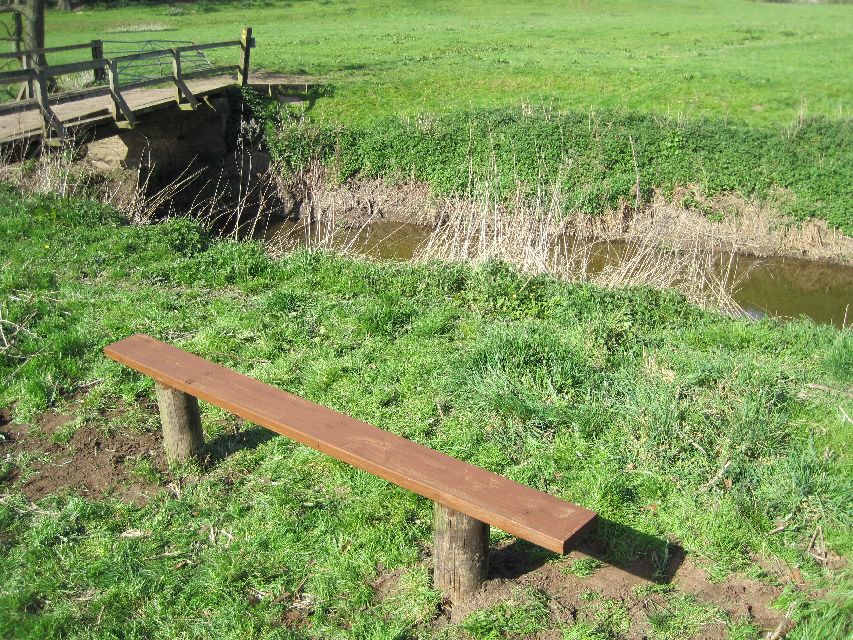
[1,188,851,638]
[43,0,853,125]
[37,0,853,231]
[1,1,852,638]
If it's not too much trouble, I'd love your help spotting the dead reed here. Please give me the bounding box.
[1,132,751,314]
[271,167,747,313]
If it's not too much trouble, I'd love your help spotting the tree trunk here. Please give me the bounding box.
[57,0,71,11]
[22,0,46,66]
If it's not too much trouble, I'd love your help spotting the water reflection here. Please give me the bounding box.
[266,219,853,327]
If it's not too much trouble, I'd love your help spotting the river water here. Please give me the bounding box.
[266,220,853,328]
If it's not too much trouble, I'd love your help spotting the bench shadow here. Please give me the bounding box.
[490,517,685,584]
[205,425,277,465]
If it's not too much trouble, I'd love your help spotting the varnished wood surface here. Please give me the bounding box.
[105,334,597,554]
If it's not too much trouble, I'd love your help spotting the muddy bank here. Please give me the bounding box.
[279,168,853,265]
[268,171,853,326]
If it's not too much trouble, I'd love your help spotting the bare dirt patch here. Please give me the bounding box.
[0,402,167,506]
[441,539,790,638]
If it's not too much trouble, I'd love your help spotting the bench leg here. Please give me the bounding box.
[433,503,489,602]
[155,382,204,463]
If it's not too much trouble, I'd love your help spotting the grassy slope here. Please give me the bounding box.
[1,189,851,638]
[37,0,853,231]
[268,104,852,229]
[42,0,853,125]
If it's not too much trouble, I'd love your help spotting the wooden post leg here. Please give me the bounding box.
[154,381,204,463]
[12,11,23,58]
[433,503,489,602]
[238,26,253,86]
[18,52,34,101]
[107,60,137,128]
[171,49,199,110]
[33,69,64,142]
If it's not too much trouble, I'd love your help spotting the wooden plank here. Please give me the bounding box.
[173,40,241,54]
[0,41,93,60]
[49,85,111,106]
[40,58,106,78]
[111,41,240,66]
[180,66,239,82]
[0,98,38,116]
[104,334,597,554]
[0,68,35,85]
[112,49,175,64]
[119,76,174,92]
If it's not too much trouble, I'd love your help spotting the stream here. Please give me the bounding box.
[266,220,853,328]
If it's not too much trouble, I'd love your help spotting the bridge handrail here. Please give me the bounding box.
[0,40,99,60]
[0,28,253,142]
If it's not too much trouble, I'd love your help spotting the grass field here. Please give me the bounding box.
[1,188,851,638]
[1,2,851,638]
[41,0,853,126]
[32,0,853,233]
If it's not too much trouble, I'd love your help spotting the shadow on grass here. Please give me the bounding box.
[205,424,277,464]
[203,426,684,585]
[278,83,336,114]
[490,517,684,584]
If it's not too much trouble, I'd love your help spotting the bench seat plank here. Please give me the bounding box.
[105,334,597,554]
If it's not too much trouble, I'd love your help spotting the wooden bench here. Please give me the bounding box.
[104,334,597,601]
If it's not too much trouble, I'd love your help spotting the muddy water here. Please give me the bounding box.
[267,220,853,327]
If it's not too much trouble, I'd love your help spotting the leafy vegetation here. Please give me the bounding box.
[268,105,853,231]
[25,0,853,231]
[460,589,551,639]
[1,188,851,638]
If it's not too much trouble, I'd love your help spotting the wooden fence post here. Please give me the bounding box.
[106,59,137,127]
[18,50,34,100]
[33,67,64,141]
[171,49,199,110]
[12,11,22,55]
[154,381,205,463]
[91,39,106,83]
[433,503,489,602]
[238,26,252,87]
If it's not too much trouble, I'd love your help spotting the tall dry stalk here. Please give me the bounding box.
[414,175,746,313]
[0,121,286,236]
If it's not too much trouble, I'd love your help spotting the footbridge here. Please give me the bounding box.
[0,28,309,146]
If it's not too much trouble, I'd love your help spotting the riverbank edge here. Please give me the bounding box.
[274,168,853,266]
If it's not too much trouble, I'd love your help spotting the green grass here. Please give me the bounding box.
[266,103,852,230]
[10,1,852,231]
[1,187,852,638]
[460,589,551,639]
[39,0,853,126]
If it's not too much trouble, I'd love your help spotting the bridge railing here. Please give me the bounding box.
[0,27,253,142]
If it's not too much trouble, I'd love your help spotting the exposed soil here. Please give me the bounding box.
[417,538,793,638]
[278,167,853,265]
[0,400,804,637]
[0,401,168,506]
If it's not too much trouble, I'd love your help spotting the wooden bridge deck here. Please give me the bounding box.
[0,72,315,145]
